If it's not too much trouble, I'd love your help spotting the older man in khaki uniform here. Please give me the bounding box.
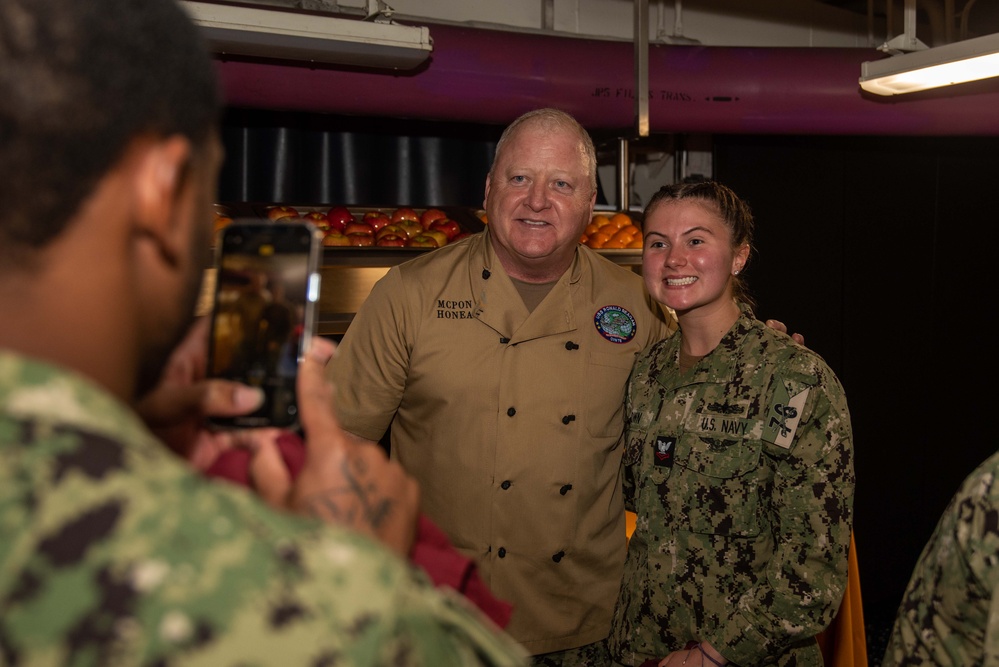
[330,108,675,663]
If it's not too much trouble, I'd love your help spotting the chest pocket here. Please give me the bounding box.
[584,349,639,439]
[672,420,765,538]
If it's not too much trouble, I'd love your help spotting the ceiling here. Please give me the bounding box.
[815,0,999,43]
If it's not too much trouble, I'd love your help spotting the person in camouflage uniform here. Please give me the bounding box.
[882,449,999,666]
[0,0,527,664]
[608,181,855,667]
[0,353,526,665]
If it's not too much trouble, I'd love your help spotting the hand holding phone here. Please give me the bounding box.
[207,220,322,429]
[136,316,266,469]
[204,337,421,558]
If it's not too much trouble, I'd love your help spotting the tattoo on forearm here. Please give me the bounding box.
[303,456,394,529]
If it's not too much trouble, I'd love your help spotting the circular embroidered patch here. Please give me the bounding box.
[593,305,637,343]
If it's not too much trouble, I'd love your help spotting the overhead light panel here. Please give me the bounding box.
[180,1,432,70]
[860,32,999,96]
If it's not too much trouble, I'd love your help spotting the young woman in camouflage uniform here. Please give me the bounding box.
[608,181,855,667]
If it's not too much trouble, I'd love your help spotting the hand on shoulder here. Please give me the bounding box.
[765,318,805,346]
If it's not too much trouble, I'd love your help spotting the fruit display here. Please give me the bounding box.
[213,204,234,235]
[255,204,475,251]
[580,211,643,250]
[214,204,641,257]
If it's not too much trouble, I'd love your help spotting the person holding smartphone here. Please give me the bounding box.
[0,0,526,664]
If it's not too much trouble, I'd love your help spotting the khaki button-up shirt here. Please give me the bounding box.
[330,231,674,654]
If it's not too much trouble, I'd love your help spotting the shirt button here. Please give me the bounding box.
[501,480,512,490]
[552,550,565,563]
[561,414,576,425]
[500,337,510,344]
[498,547,507,558]
[564,341,579,350]
[507,407,516,417]
[559,484,573,495]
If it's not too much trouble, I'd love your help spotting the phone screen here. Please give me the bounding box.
[207,221,321,429]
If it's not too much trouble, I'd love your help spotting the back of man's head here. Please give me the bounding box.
[0,0,220,266]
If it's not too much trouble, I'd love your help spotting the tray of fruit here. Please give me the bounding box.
[218,204,484,251]
[580,211,643,252]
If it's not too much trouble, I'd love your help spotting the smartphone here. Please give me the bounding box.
[207,220,322,429]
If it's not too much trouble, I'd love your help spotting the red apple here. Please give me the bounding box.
[363,210,388,221]
[407,234,439,248]
[365,212,391,232]
[322,231,351,247]
[375,233,408,247]
[326,206,355,232]
[419,207,448,229]
[423,229,449,247]
[396,221,423,239]
[391,207,420,224]
[347,233,374,247]
[429,218,462,241]
[301,210,331,232]
[266,205,299,221]
[343,221,374,236]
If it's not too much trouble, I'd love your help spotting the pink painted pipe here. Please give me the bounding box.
[215,21,999,135]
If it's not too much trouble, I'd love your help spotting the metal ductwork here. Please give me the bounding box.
[215,20,999,135]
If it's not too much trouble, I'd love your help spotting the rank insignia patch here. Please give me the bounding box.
[653,435,676,467]
[594,305,637,343]
[763,380,809,449]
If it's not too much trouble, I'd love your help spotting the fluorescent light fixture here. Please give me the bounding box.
[860,32,999,96]
[180,1,432,70]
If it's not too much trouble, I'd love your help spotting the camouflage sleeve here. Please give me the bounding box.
[987,574,999,665]
[715,364,855,665]
[0,435,528,667]
[883,450,999,666]
[621,366,641,514]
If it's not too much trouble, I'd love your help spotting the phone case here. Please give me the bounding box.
[206,219,322,429]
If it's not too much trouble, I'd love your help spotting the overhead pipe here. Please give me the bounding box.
[214,20,999,136]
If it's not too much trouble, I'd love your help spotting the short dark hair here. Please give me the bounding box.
[0,0,221,262]
[644,180,757,309]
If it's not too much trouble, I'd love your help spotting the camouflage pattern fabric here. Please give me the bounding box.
[530,638,611,667]
[882,449,999,666]
[0,350,528,666]
[608,306,855,667]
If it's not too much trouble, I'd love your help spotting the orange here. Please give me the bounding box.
[609,228,637,245]
[579,234,589,244]
[602,236,628,249]
[586,231,612,248]
[584,222,602,237]
[610,212,633,229]
[214,214,233,233]
[617,224,640,238]
[626,237,644,249]
[591,214,612,229]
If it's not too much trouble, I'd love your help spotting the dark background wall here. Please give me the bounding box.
[219,108,498,207]
[220,108,999,659]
